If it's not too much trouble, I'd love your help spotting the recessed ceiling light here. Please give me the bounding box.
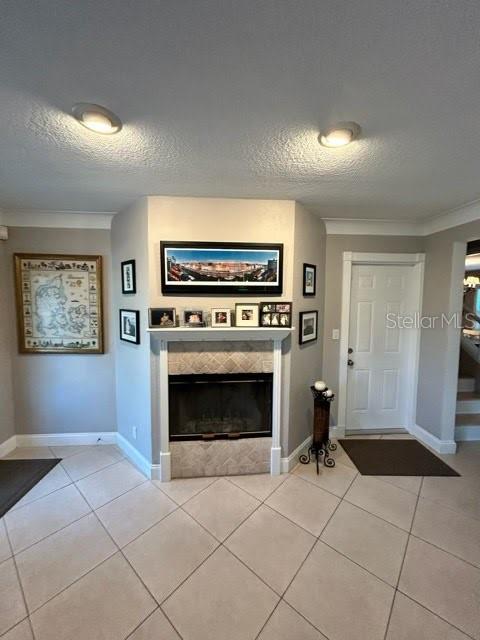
[72,103,122,134]
[319,121,361,148]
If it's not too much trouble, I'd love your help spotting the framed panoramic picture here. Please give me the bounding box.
[260,302,292,327]
[14,253,104,354]
[235,303,259,327]
[299,310,318,345]
[121,259,136,294]
[119,309,140,344]
[149,307,176,327]
[160,241,283,295]
[211,308,232,327]
[303,263,316,296]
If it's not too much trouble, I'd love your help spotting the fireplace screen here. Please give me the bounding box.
[169,372,273,440]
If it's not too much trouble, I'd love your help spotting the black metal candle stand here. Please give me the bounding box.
[299,386,337,474]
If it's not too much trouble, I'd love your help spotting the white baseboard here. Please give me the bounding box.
[15,432,117,447]
[0,435,17,458]
[409,424,457,454]
[329,425,345,439]
[455,425,480,441]
[280,435,312,473]
[116,433,152,478]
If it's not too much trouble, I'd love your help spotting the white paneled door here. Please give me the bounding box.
[346,264,413,431]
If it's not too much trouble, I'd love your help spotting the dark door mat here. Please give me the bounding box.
[338,439,460,476]
[0,459,61,517]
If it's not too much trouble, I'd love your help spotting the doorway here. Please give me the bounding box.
[337,253,425,435]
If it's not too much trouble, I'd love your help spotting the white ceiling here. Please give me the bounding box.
[1,1,480,218]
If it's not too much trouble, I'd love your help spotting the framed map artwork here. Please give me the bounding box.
[14,254,104,354]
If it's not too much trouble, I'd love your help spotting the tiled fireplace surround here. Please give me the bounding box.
[169,341,273,478]
[149,329,291,481]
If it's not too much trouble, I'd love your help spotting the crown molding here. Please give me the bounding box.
[323,218,420,236]
[422,199,480,235]
[323,199,480,237]
[2,209,115,229]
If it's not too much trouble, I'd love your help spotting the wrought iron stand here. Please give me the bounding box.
[299,386,337,474]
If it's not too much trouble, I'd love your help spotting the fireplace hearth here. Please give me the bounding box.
[169,372,273,441]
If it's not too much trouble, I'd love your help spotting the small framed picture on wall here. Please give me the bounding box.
[299,310,318,345]
[303,263,316,296]
[121,259,136,294]
[119,309,140,344]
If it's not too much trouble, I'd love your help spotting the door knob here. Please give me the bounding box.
[348,347,353,354]
[347,358,354,367]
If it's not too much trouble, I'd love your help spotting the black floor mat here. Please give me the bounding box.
[339,439,459,476]
[0,459,61,517]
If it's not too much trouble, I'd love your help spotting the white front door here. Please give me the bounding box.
[346,264,412,431]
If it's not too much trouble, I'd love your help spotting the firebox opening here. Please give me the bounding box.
[169,372,273,441]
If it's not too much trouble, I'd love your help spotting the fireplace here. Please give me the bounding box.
[169,372,273,441]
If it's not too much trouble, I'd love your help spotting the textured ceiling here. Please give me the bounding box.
[0,0,479,218]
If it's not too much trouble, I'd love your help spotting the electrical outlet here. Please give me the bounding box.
[132,426,137,440]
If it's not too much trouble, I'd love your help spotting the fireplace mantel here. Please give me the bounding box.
[147,326,294,342]
[149,327,293,482]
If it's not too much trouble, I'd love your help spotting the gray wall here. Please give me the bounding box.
[4,227,116,435]
[111,198,152,461]
[287,203,326,453]
[417,220,480,439]
[322,235,425,422]
[0,242,15,444]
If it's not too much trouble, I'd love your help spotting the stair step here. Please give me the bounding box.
[458,377,475,392]
[455,413,480,426]
[456,391,480,413]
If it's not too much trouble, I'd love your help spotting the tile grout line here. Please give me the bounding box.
[61,456,129,485]
[6,456,154,558]
[89,510,187,640]
[393,589,478,640]
[153,476,307,635]
[223,474,287,502]
[4,446,127,514]
[2,514,37,640]
[253,468,360,640]
[6,473,216,618]
[123,606,163,640]
[74,476,149,512]
[407,530,480,571]
[381,476,424,640]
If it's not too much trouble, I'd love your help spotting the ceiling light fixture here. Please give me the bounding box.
[319,121,361,148]
[72,103,122,134]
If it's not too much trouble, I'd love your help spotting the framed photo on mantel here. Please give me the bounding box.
[14,253,104,354]
[160,241,283,295]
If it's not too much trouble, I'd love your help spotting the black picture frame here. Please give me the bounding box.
[121,259,136,294]
[299,310,318,345]
[119,309,140,344]
[303,263,316,297]
[149,307,176,327]
[160,241,283,295]
[260,302,292,327]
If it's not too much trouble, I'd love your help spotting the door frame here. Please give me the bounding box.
[337,252,425,436]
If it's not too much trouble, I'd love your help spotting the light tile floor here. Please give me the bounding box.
[0,437,479,640]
